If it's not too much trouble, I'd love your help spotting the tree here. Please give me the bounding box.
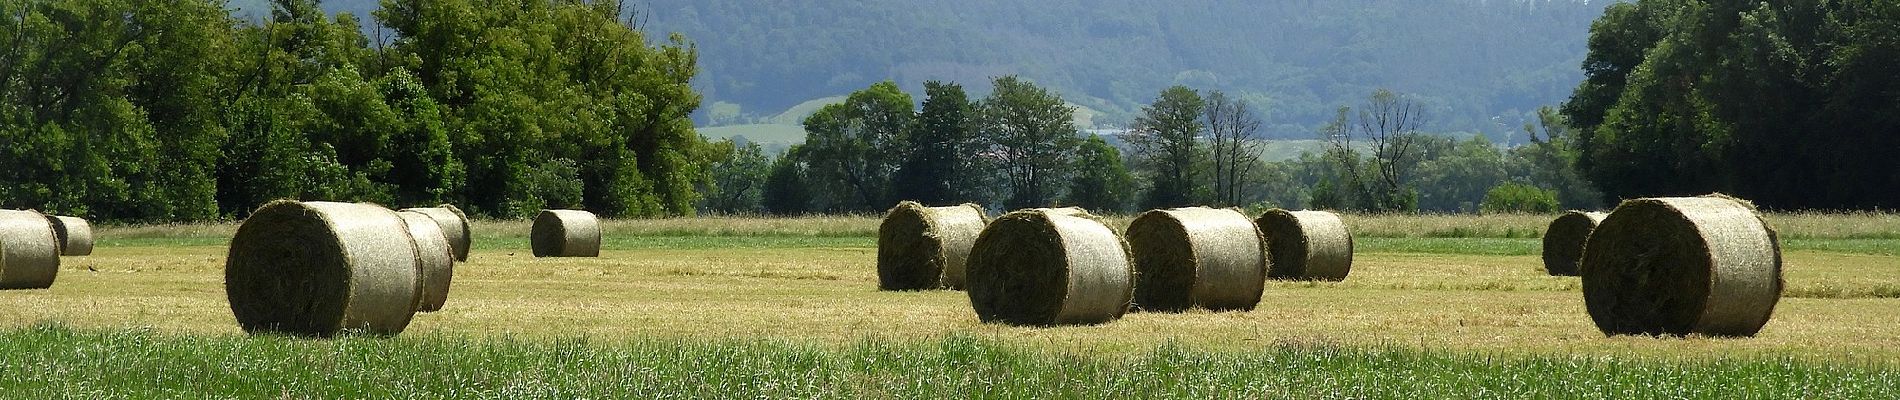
[1562,0,1900,209]
[1128,85,1206,209]
[379,0,704,217]
[976,76,1081,210]
[1513,106,1600,209]
[801,81,913,212]
[1322,89,1424,212]
[1203,90,1265,207]
[704,139,771,214]
[762,145,813,215]
[1065,135,1135,213]
[1413,135,1506,213]
[892,80,970,205]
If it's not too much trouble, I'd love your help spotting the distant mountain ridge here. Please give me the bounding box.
[241,0,1611,141]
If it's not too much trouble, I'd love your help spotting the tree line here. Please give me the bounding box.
[704,79,1604,216]
[0,0,705,221]
[1563,0,1900,210]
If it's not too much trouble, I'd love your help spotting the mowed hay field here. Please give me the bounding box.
[3,213,1900,397]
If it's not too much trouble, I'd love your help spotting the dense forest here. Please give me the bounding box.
[1563,0,1900,210]
[246,0,1610,139]
[1,0,705,221]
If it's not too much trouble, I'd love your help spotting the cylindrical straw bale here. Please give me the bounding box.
[397,211,455,312]
[877,201,990,291]
[531,209,601,257]
[401,205,471,261]
[0,209,60,290]
[1126,207,1266,312]
[1255,209,1354,281]
[1542,211,1607,276]
[1580,195,1782,337]
[46,215,93,256]
[225,200,420,337]
[966,209,1133,326]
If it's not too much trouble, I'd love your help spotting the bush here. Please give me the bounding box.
[1480,183,1559,214]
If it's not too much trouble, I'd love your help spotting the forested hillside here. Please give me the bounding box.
[255,0,1610,139]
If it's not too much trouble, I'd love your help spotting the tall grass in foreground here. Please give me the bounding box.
[0,325,1893,399]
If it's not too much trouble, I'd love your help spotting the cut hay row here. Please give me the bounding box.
[46,215,93,256]
[225,201,421,337]
[1257,209,1354,281]
[1127,207,1266,312]
[397,211,456,312]
[967,208,1133,326]
[1542,211,1606,276]
[876,201,989,291]
[402,205,472,262]
[0,209,59,290]
[1581,195,1782,337]
[531,210,601,258]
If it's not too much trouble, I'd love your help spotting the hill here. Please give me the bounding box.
[256,0,1609,141]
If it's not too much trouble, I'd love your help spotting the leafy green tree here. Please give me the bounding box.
[1564,0,1900,209]
[1513,106,1600,209]
[379,69,463,206]
[379,0,704,217]
[801,81,913,212]
[1064,135,1135,213]
[976,76,1082,210]
[892,81,972,205]
[1129,85,1206,209]
[704,139,771,214]
[1413,135,1506,213]
[762,145,813,215]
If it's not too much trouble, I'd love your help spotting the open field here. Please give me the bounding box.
[3,213,1899,395]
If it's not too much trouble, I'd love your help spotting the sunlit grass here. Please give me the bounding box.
[1,325,1894,399]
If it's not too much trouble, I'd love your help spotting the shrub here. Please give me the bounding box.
[1480,183,1559,214]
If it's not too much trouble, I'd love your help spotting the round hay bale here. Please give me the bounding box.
[45,215,93,256]
[966,209,1133,326]
[1127,207,1266,312]
[401,205,471,262]
[876,201,990,291]
[397,210,455,312]
[225,200,421,337]
[1255,209,1354,281]
[1542,211,1607,276]
[1580,195,1782,337]
[531,209,601,257]
[0,209,60,290]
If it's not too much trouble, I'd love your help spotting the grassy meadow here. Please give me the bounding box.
[2,212,1899,396]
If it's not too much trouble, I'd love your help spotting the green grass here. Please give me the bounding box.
[2,324,1895,399]
[696,123,810,143]
[767,96,849,125]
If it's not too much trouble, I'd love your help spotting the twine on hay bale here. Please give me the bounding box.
[1580,195,1782,337]
[1542,211,1606,276]
[45,215,93,256]
[401,205,471,262]
[397,210,455,312]
[1255,209,1353,281]
[0,209,60,290]
[877,201,990,291]
[966,209,1133,326]
[1127,207,1266,312]
[225,200,421,337]
[531,210,600,257]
